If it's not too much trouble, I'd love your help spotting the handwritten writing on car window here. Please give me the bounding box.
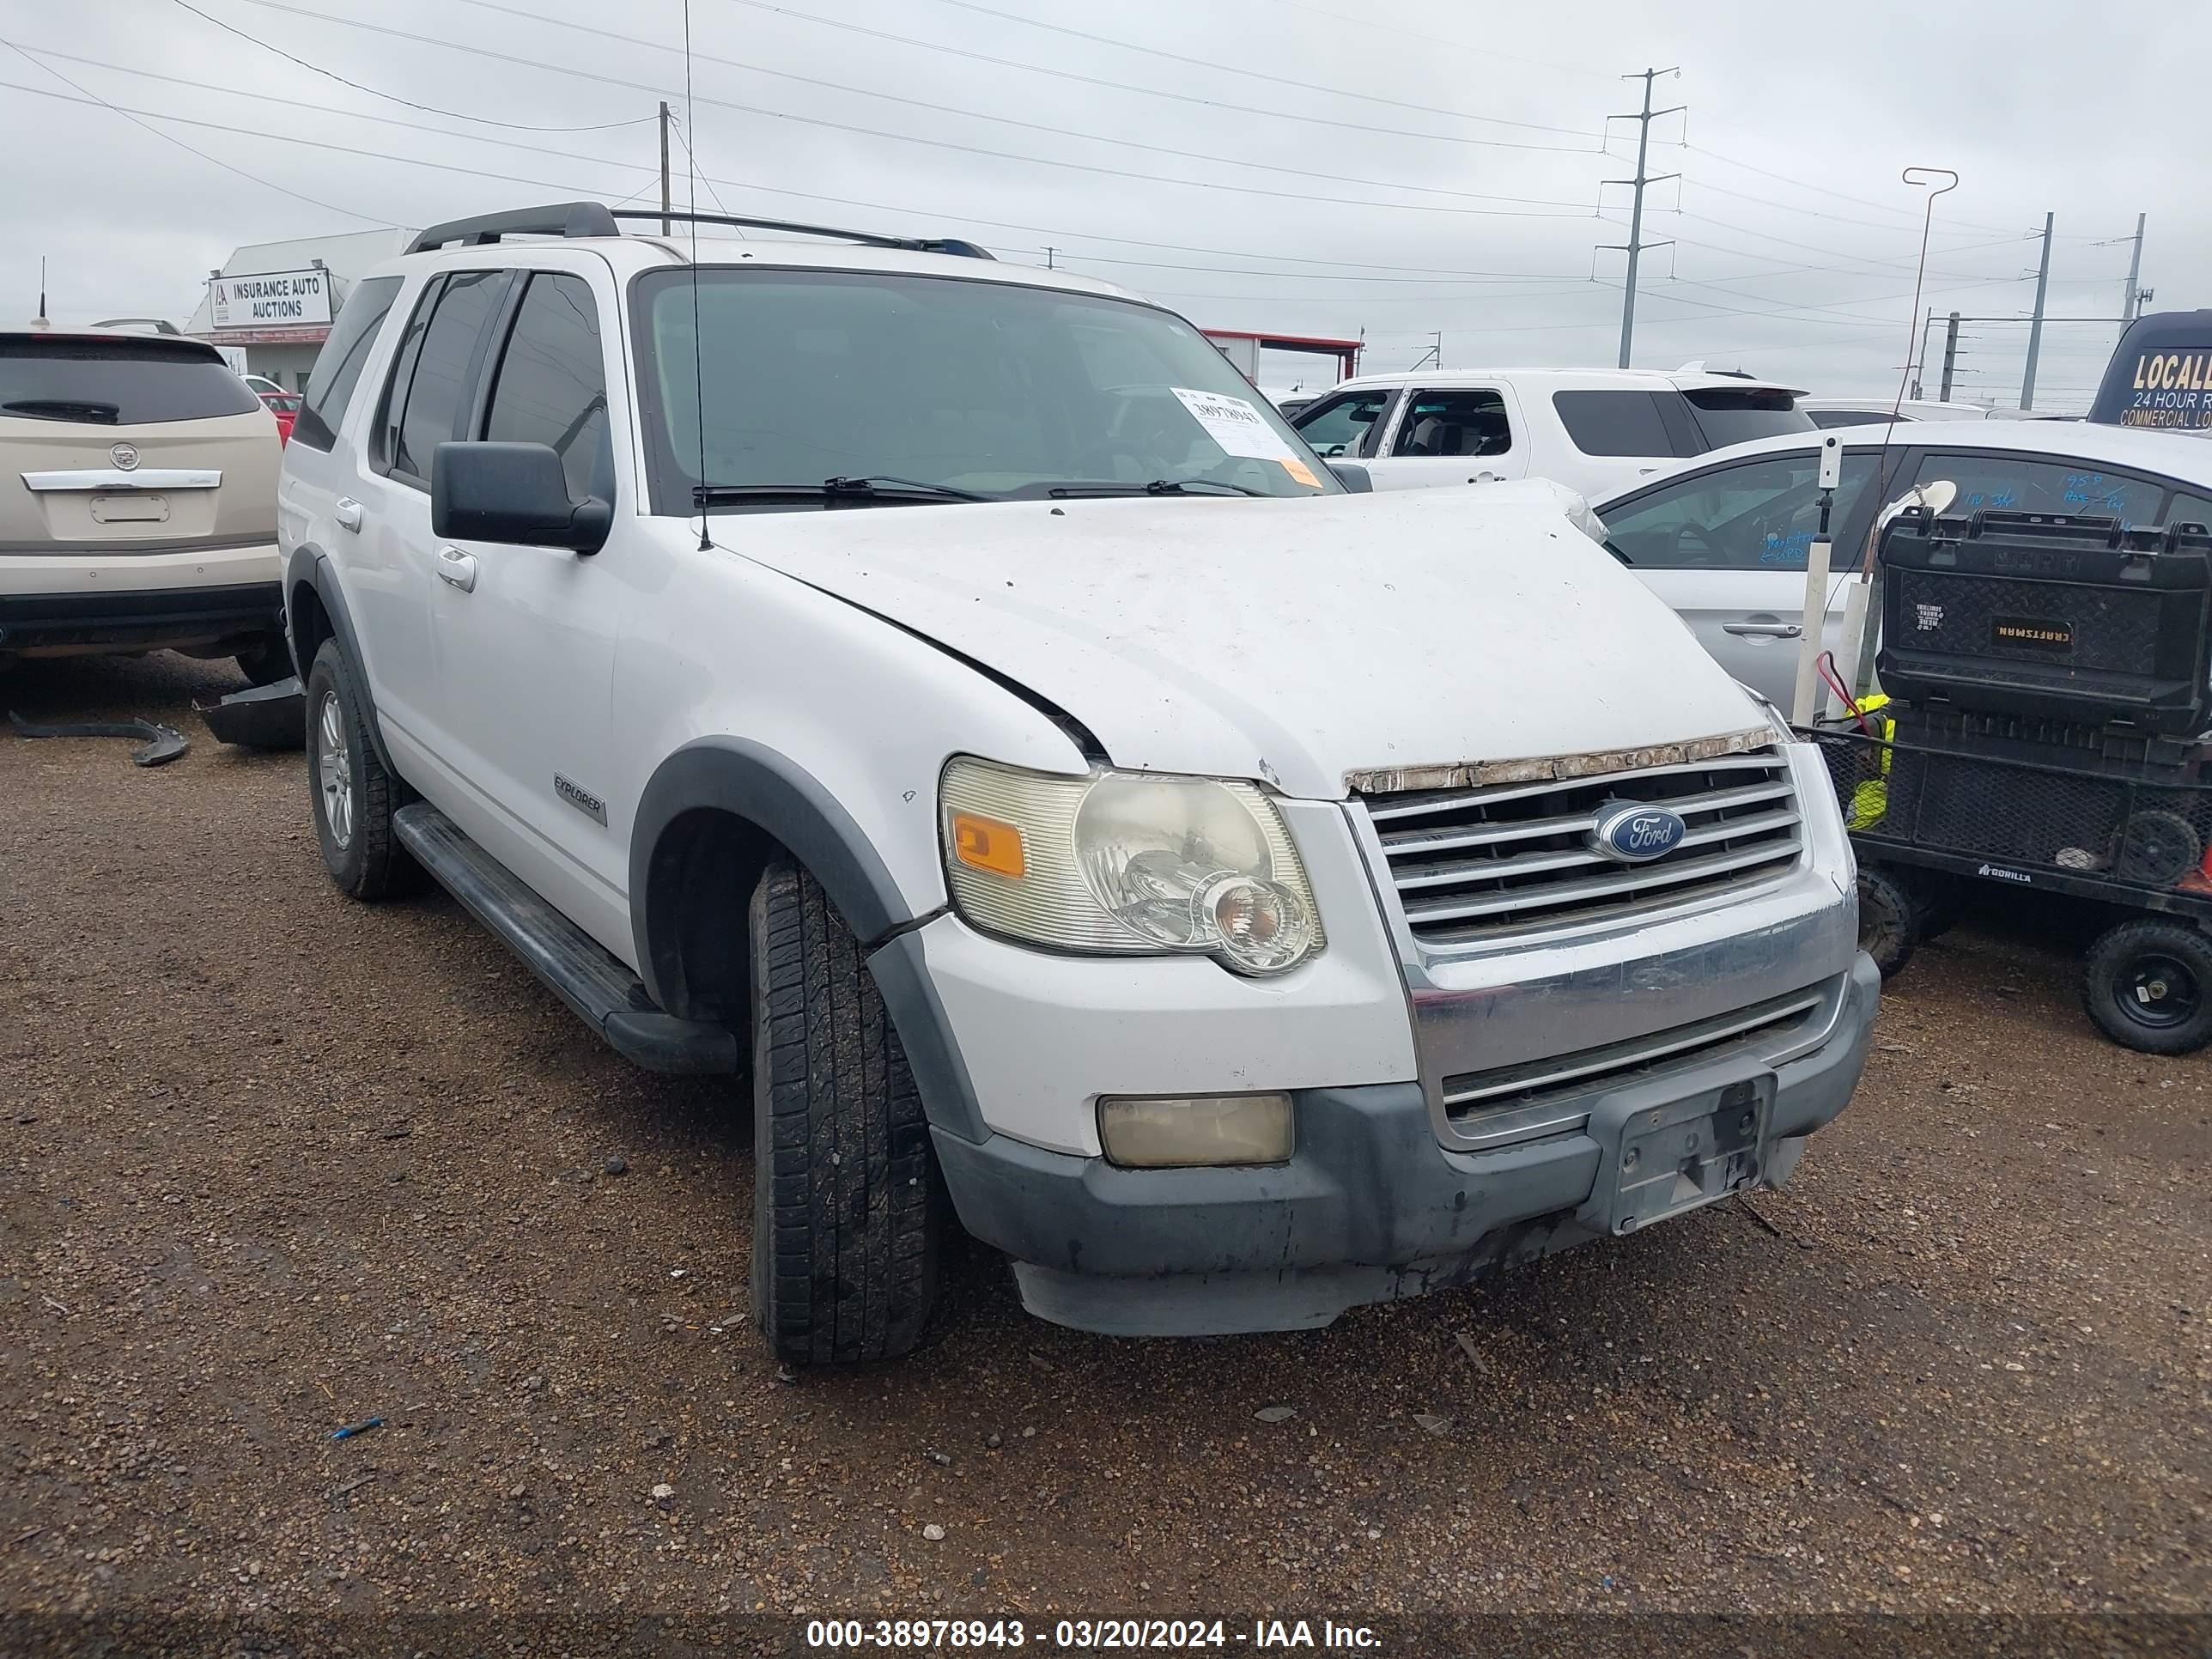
[1759,530,1814,568]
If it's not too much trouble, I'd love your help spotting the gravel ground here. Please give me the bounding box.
[2,653,2208,1656]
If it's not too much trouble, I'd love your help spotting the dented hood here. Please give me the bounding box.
[727,483,1770,801]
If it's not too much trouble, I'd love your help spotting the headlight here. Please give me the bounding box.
[939,757,1324,975]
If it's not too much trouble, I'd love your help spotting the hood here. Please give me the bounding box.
[726,483,1769,801]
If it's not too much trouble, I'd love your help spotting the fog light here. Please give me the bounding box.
[1097,1092,1294,1169]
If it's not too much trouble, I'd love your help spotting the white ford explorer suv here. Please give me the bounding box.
[276,202,1877,1365]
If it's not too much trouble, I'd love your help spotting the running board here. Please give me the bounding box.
[392,802,739,1075]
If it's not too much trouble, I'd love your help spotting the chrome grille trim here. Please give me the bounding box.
[1361,747,1803,947]
[1440,983,1838,1152]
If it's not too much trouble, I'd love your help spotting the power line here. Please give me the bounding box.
[0,38,387,227]
[1042,252,1595,287]
[4,45,1612,281]
[921,0,1597,138]
[712,0,1599,153]
[233,0,1599,216]
[1674,141,2023,234]
[166,0,654,133]
[0,75,656,206]
[1261,0,1617,83]
[1672,171,2032,241]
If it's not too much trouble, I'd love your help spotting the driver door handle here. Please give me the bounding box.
[334,497,363,532]
[434,544,478,593]
[1723,621,1802,638]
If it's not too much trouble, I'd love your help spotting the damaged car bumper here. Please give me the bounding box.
[933,953,1877,1336]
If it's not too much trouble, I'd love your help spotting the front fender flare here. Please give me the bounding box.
[629,738,986,1142]
[630,737,919,973]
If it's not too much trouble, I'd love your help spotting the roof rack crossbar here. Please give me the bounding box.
[403,202,995,260]
[610,209,994,259]
[405,201,620,254]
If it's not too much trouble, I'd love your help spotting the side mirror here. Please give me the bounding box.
[1327,461,1372,493]
[432,441,611,555]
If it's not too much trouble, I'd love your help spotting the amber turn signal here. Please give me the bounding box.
[950,811,1026,878]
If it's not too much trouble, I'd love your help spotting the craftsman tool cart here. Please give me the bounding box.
[1811,505,2212,1053]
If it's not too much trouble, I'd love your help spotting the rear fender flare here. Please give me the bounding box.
[284,544,396,775]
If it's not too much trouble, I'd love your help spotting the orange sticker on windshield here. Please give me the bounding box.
[1280,456,1321,488]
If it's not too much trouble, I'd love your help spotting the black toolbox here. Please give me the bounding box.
[1877,507,2212,734]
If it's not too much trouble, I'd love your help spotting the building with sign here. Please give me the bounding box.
[184,228,415,391]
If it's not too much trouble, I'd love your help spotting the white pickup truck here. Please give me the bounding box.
[1289,365,1813,502]
[275,202,1876,1365]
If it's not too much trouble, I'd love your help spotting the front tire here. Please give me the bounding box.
[750,854,944,1366]
[2081,918,2212,1054]
[304,640,416,901]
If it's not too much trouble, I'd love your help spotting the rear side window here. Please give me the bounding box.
[1391,388,1512,458]
[482,273,613,504]
[0,336,260,426]
[1910,451,2166,528]
[293,275,402,452]
[1554,389,1674,457]
[380,270,511,484]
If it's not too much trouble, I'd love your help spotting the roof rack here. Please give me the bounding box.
[404,201,993,260]
[611,210,994,259]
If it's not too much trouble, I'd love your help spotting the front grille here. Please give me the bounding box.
[1438,986,1829,1150]
[1364,750,1803,946]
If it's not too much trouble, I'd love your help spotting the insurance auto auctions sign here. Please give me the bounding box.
[209,267,331,330]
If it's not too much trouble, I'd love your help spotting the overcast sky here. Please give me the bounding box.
[2,0,2198,407]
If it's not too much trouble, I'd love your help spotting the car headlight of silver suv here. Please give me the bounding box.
[939,757,1325,975]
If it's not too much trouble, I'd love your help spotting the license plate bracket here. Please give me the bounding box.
[1583,1076,1771,1237]
[90,493,169,524]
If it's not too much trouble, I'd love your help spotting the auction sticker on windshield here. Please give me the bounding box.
[1170,386,1320,484]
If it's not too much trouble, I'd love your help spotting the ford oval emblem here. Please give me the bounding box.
[1591,803,1687,863]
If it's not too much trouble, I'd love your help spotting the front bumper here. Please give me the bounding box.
[933,951,1879,1336]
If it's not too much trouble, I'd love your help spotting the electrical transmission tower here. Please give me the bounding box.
[1601,68,1681,369]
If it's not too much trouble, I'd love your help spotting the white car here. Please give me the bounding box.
[276,202,1875,1364]
[1288,365,1811,502]
[0,324,288,680]
[1799,397,1992,430]
[1591,419,2212,707]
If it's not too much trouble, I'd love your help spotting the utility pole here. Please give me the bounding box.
[2021,211,2053,410]
[1939,311,1962,401]
[659,101,672,235]
[1911,307,1935,399]
[1042,246,1057,270]
[1601,68,1681,370]
[2122,211,2148,321]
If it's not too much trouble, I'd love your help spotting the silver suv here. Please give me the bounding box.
[0,325,287,681]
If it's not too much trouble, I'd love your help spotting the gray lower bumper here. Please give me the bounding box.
[933,952,1880,1337]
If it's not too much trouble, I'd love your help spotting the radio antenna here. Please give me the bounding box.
[684,0,710,552]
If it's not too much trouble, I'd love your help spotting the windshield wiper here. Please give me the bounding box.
[1045,477,1267,499]
[692,477,996,507]
[824,474,995,501]
[3,398,121,424]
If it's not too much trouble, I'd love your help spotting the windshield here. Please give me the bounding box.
[631,267,1336,509]
[0,336,262,425]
